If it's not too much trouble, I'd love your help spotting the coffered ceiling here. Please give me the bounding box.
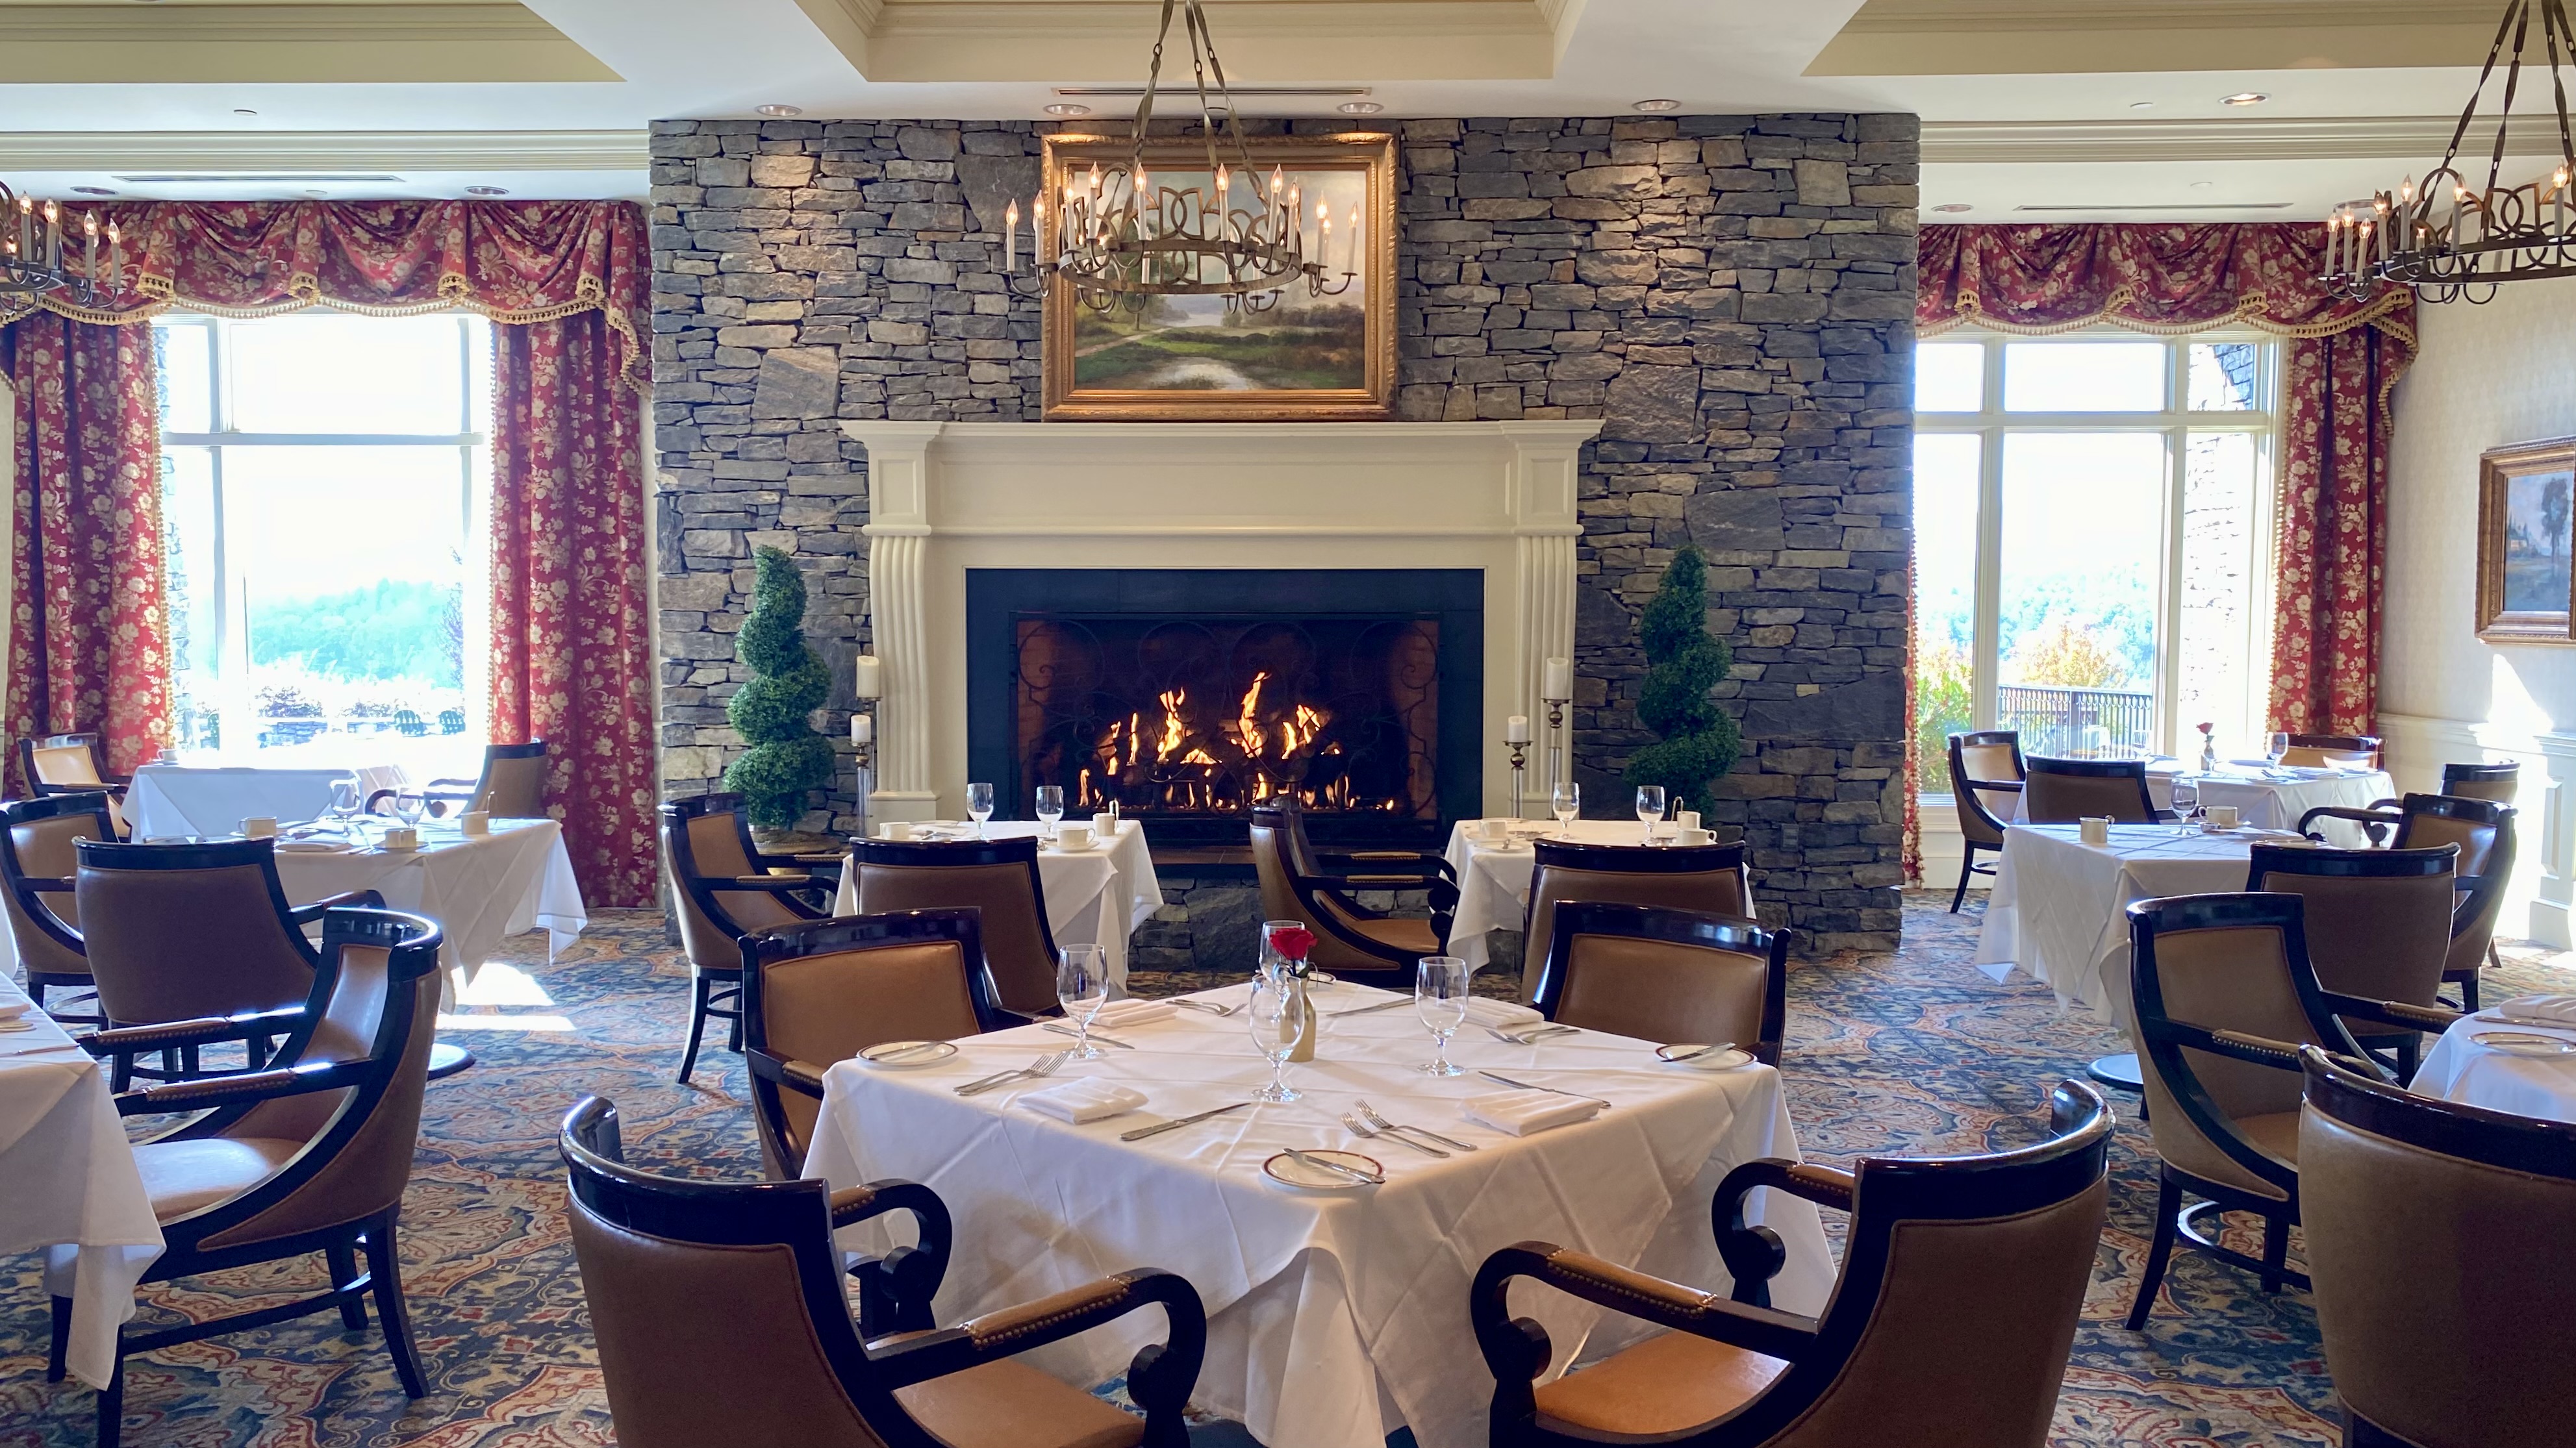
[0,0,2563,220]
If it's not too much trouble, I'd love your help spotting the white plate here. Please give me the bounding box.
[857,1040,959,1068]
[1262,1149,1383,1190]
[0,1020,36,1034]
[1656,1043,1754,1070]
[2473,1032,2576,1058]
[1045,840,1100,854]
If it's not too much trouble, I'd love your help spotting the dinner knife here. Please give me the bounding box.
[1328,997,1413,1019]
[1044,1023,1135,1049]
[1478,1070,1613,1109]
[1119,1101,1253,1141]
[1284,1146,1384,1185]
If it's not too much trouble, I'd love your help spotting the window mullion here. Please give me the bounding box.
[1971,339,2006,732]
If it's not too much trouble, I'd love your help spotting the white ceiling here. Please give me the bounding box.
[0,0,2559,219]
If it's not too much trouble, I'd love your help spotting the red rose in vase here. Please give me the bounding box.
[1268,925,1317,973]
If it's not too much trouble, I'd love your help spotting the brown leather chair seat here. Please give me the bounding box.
[1354,916,1441,953]
[133,1137,305,1221]
[889,1358,1148,1448]
[1532,1330,1791,1440]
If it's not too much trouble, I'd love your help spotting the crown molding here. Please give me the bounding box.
[1816,0,2500,75]
[1841,0,2496,34]
[0,4,617,82]
[870,1,1543,40]
[1923,115,2564,166]
[0,131,651,175]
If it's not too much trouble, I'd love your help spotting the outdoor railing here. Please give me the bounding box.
[1996,684,2156,759]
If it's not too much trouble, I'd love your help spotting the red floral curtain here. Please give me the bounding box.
[490,312,657,907]
[0,314,171,784]
[2,199,655,904]
[1912,223,2418,869]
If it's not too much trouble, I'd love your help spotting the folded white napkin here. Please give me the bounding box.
[2495,993,2576,1027]
[1463,998,1545,1029]
[1092,999,1181,1029]
[1463,1088,1601,1136]
[0,1000,30,1021]
[1017,1079,1148,1124]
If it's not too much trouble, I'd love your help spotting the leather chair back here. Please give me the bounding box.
[0,793,109,981]
[1947,730,2023,846]
[1521,840,1750,1003]
[2021,756,2157,824]
[2392,793,2507,877]
[1539,902,1786,1064]
[2245,843,2456,1014]
[663,797,808,975]
[2439,760,2519,805]
[741,910,1002,1177]
[474,743,550,818]
[2299,1048,2576,1448]
[75,838,321,1027]
[1246,805,1411,975]
[848,838,1059,1016]
[2128,893,2360,1203]
[27,738,104,787]
[2282,733,2380,769]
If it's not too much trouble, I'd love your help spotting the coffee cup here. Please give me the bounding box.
[241,816,278,839]
[1676,810,1702,833]
[381,826,421,852]
[2078,816,2112,846]
[2206,805,2241,829]
[459,810,492,837]
[1678,827,1713,846]
[879,820,913,841]
[1055,824,1094,851]
[1092,812,1118,838]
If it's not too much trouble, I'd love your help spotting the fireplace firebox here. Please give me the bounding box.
[966,570,1483,845]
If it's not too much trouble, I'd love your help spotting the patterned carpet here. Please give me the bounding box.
[3,893,2568,1447]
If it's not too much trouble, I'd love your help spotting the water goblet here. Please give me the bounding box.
[1415,955,1469,1077]
[1034,784,1065,840]
[1551,781,1580,834]
[2266,732,2290,769]
[2169,774,2198,837]
[966,781,996,838]
[1634,785,1668,846]
[1246,971,1304,1103]
[1056,945,1110,1060]
[394,790,428,830]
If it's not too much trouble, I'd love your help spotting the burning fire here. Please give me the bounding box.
[1075,670,1350,812]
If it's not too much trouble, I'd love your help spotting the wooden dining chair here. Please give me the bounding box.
[845,836,1067,1016]
[1248,802,1457,990]
[2281,733,2382,770]
[1521,838,1752,1003]
[20,733,131,838]
[559,1094,1208,1448]
[661,793,831,1084]
[2298,1046,2576,1448]
[423,740,550,819]
[2021,755,2164,825]
[2244,843,2458,1080]
[1945,730,2024,912]
[2296,793,2519,1010]
[55,908,446,1448]
[1471,1080,2112,1447]
[2122,893,2460,1329]
[1536,901,1789,1064]
[0,793,116,1023]
[739,909,1007,1179]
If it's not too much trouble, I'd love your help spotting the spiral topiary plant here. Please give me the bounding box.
[723,545,836,830]
[1624,545,1743,821]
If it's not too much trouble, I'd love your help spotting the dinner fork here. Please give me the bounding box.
[1343,1112,1446,1157]
[1356,1099,1477,1153]
[1169,998,1237,1017]
[1487,1024,1579,1045]
[954,1050,1071,1097]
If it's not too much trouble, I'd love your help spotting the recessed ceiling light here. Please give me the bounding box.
[466,185,509,196]
[755,104,803,118]
[2190,180,2215,190]
[2220,92,2269,106]
[1044,103,1092,116]
[1931,203,1974,214]
[2129,101,2156,110]
[1632,99,1682,113]
[232,108,258,117]
[1337,101,1385,115]
[71,186,116,196]
[303,189,327,198]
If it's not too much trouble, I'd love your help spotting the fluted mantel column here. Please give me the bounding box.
[846,421,943,820]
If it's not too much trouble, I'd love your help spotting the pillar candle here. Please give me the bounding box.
[1504,714,1531,744]
[850,714,873,745]
[853,655,883,699]
[1542,656,1574,701]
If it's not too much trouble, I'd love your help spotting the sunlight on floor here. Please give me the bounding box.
[435,1012,577,1032]
[452,962,557,1008]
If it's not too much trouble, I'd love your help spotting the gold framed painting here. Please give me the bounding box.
[1039,131,1397,421]
[2477,436,2576,643]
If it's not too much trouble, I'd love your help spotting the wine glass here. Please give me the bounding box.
[1415,955,1469,1077]
[1634,785,1667,846]
[1034,784,1065,839]
[966,782,996,838]
[394,790,428,830]
[1247,969,1304,1102]
[1056,944,1109,1059]
[1550,781,1580,835]
[2169,774,2198,837]
[2266,732,2291,769]
[325,778,360,834]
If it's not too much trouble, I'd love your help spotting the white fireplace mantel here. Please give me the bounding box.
[839,419,1602,823]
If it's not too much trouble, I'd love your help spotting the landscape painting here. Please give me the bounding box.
[2478,437,2576,642]
[1042,132,1395,420]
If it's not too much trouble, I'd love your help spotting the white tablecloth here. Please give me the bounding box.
[0,979,160,1389]
[2415,1010,2576,1123]
[2012,764,2392,840]
[1440,819,1663,974]
[804,980,1832,1448]
[835,820,1162,990]
[127,764,409,840]
[1975,823,2267,1026]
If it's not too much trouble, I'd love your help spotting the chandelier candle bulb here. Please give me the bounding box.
[1004,199,1018,273]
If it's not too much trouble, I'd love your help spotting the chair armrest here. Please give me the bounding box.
[1975,780,2025,793]
[719,874,821,890]
[80,1006,308,1055]
[2317,992,2464,1036]
[827,1179,955,1338]
[2299,805,2400,843]
[114,1057,366,1116]
[868,1268,1207,1429]
[287,890,385,925]
[1319,851,1459,884]
[746,1047,828,1099]
[1471,1242,1819,1430]
[20,876,75,893]
[2160,1021,2310,1073]
[1709,1158,1856,1308]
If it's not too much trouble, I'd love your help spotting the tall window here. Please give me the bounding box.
[1914,333,2278,792]
[155,313,492,769]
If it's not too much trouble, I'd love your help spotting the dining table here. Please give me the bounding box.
[0,979,161,1391]
[803,979,1833,1448]
[836,819,1162,991]
[1439,818,1666,974]
[2010,761,2393,842]
[125,762,411,841]
[2414,1008,2576,1124]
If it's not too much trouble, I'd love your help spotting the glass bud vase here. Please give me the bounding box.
[1286,975,1318,1062]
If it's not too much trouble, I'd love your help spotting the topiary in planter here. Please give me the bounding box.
[723,546,836,830]
[1624,545,1743,820]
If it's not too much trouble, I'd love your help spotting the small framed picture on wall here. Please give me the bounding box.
[2478,436,2576,643]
